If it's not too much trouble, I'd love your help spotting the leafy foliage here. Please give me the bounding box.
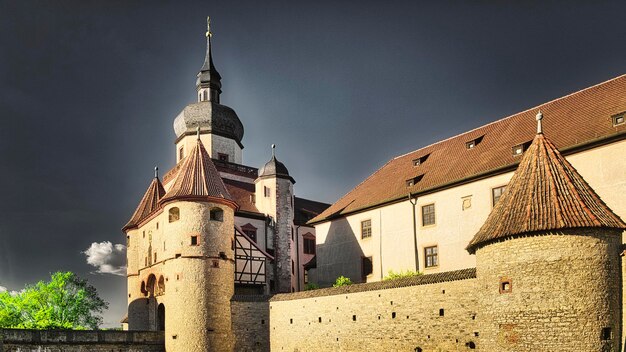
[383,269,423,281]
[304,283,320,291]
[0,272,108,329]
[332,276,353,287]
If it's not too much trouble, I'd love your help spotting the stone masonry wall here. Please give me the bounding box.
[231,296,271,352]
[269,268,479,351]
[476,229,622,352]
[0,329,164,352]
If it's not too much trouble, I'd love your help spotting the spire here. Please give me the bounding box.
[160,138,237,208]
[271,144,276,158]
[466,113,626,254]
[196,16,222,102]
[123,172,166,231]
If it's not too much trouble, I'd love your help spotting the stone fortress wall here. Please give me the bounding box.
[269,268,479,351]
[0,329,164,352]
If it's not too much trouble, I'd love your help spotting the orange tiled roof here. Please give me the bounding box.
[311,75,626,224]
[160,138,235,207]
[466,122,626,254]
[223,178,259,214]
[123,177,165,231]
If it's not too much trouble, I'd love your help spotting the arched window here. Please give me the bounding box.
[168,207,180,223]
[158,276,165,295]
[210,208,223,222]
[146,274,157,297]
[140,281,147,296]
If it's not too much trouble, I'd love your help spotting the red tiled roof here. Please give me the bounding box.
[123,177,165,231]
[223,178,260,214]
[466,126,626,254]
[160,139,236,208]
[311,74,626,224]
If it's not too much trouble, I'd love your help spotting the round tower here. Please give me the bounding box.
[255,144,296,293]
[467,112,626,351]
[158,135,238,352]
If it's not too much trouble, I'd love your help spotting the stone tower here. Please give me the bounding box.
[255,145,296,293]
[173,17,244,165]
[467,112,626,351]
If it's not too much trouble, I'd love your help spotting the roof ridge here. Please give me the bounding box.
[394,73,626,160]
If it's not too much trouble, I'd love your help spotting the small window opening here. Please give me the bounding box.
[261,319,265,324]
[264,186,271,197]
[406,174,424,187]
[178,147,184,162]
[465,135,484,149]
[210,208,223,221]
[361,219,372,239]
[318,317,321,323]
[602,327,612,340]
[290,319,293,324]
[467,341,476,349]
[412,153,430,167]
[175,253,181,258]
[191,236,198,246]
[512,141,532,156]
[439,308,444,316]
[612,113,625,126]
[218,153,229,162]
[499,277,512,293]
[168,207,180,223]
[219,252,227,260]
[415,348,423,352]
[392,312,396,319]
[352,315,356,321]
[212,260,219,268]
[474,332,479,337]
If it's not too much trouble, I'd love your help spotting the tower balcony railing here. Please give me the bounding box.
[212,159,259,178]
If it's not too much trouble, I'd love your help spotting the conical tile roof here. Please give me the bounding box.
[160,138,236,208]
[123,177,166,231]
[467,114,626,254]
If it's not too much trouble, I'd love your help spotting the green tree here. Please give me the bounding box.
[333,276,353,287]
[0,272,108,329]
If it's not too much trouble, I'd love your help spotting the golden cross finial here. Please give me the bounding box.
[206,16,212,38]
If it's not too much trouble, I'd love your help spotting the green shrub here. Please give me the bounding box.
[304,283,320,291]
[333,276,353,287]
[383,269,422,281]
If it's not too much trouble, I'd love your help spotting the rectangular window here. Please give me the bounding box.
[191,236,198,246]
[154,252,157,262]
[178,147,184,162]
[264,186,271,197]
[492,185,506,206]
[303,237,316,254]
[361,256,373,280]
[612,113,625,126]
[421,204,435,226]
[218,153,229,162]
[292,260,295,275]
[424,246,438,268]
[361,219,372,239]
[243,229,257,242]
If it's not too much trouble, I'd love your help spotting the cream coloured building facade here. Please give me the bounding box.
[309,75,626,286]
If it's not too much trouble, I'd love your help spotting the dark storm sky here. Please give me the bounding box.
[1,0,626,326]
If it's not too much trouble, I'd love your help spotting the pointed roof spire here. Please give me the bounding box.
[536,110,543,134]
[123,172,166,231]
[196,16,222,94]
[160,138,237,209]
[466,113,626,254]
[271,144,276,157]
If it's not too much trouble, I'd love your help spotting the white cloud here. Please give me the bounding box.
[0,285,7,292]
[83,241,127,276]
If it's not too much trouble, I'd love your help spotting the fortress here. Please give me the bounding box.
[2,18,626,352]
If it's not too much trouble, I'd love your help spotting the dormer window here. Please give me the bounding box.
[512,141,532,156]
[612,112,625,126]
[465,136,484,150]
[406,174,424,187]
[412,153,430,167]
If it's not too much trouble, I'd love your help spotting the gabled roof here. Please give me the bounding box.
[160,138,236,208]
[123,177,166,231]
[223,178,260,214]
[294,197,330,226]
[466,117,626,254]
[310,74,626,224]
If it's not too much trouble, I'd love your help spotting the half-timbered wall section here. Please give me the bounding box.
[234,227,273,287]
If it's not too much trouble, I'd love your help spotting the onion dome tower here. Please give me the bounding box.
[173,17,244,165]
[255,145,296,293]
[467,111,626,351]
[158,129,238,352]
